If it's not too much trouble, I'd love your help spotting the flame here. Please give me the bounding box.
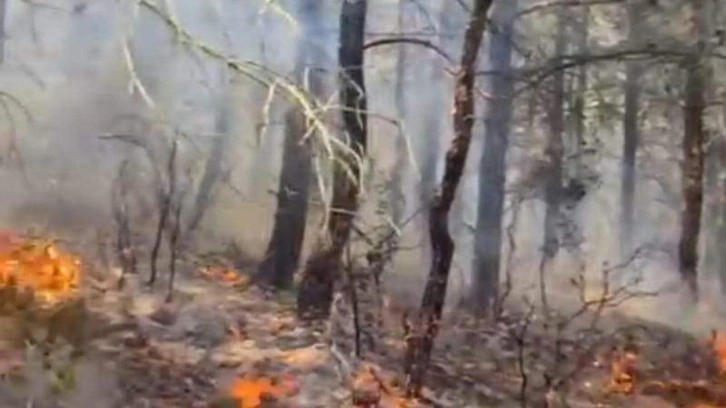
[199,265,246,285]
[228,374,298,407]
[608,350,637,394]
[0,234,80,305]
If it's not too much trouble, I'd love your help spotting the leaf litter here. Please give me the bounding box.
[1,233,726,407]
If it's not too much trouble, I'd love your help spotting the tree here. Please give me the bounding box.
[469,0,518,313]
[620,1,644,256]
[296,0,368,319]
[403,0,493,396]
[254,0,326,290]
[678,0,710,302]
[538,7,567,310]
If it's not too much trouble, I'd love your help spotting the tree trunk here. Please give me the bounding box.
[403,0,493,396]
[620,2,643,256]
[678,3,707,302]
[469,0,518,313]
[255,0,325,290]
[296,0,368,319]
[678,0,709,302]
[539,9,567,310]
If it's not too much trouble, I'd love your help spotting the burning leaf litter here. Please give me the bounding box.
[0,232,80,305]
[199,264,249,287]
[228,374,298,407]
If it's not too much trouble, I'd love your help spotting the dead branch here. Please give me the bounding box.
[515,302,536,408]
[166,195,184,302]
[112,159,137,288]
[541,247,655,399]
[148,139,178,287]
[363,37,453,64]
[344,244,362,358]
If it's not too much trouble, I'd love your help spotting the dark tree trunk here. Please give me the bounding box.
[678,0,709,302]
[296,0,368,319]
[469,0,518,313]
[255,0,326,290]
[539,9,567,310]
[620,2,643,255]
[403,0,493,396]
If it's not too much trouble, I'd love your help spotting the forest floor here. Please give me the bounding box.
[0,234,725,407]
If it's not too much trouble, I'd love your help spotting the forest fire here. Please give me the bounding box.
[707,330,726,374]
[603,330,726,407]
[0,231,80,305]
[228,374,298,407]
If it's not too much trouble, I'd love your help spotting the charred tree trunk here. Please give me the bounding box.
[403,0,493,396]
[469,0,518,313]
[255,0,325,290]
[620,2,643,256]
[678,0,709,302]
[296,0,368,319]
[539,9,567,310]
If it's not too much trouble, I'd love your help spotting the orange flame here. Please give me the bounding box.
[0,234,80,304]
[608,350,637,394]
[199,265,245,285]
[228,374,298,407]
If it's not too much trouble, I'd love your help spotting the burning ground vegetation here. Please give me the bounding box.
[4,229,726,406]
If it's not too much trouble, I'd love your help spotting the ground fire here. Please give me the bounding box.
[0,230,80,305]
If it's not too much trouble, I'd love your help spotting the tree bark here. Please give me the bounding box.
[255,0,325,290]
[620,1,643,256]
[678,0,709,303]
[296,0,368,319]
[539,8,567,310]
[469,0,518,313]
[403,0,493,396]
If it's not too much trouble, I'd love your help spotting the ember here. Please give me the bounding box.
[0,234,81,305]
[199,265,246,285]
